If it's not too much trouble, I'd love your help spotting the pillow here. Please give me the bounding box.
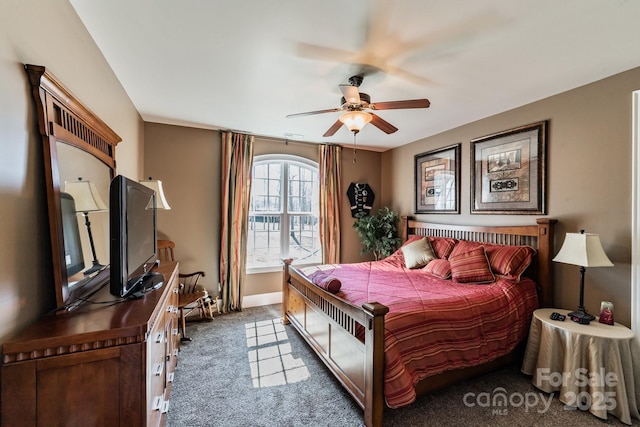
[424,259,451,279]
[429,237,458,259]
[485,244,536,281]
[449,240,481,259]
[449,246,495,284]
[403,235,426,246]
[310,271,342,294]
[401,237,437,269]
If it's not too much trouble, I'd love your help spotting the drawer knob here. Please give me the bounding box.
[152,395,163,411]
[153,362,164,376]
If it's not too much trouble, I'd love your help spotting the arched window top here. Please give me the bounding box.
[254,154,318,168]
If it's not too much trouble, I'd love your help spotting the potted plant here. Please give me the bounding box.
[353,206,402,260]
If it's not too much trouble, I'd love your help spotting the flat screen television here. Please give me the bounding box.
[109,175,163,297]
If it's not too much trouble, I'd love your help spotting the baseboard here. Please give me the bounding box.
[242,291,282,308]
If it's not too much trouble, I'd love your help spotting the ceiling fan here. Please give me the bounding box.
[286,75,430,137]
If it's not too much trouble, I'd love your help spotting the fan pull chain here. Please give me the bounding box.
[353,132,357,164]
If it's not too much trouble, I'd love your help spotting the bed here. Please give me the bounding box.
[281,216,556,427]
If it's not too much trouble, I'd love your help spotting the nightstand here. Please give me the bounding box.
[522,308,640,425]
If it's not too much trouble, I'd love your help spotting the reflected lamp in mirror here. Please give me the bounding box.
[552,230,613,324]
[64,178,109,275]
[139,178,171,210]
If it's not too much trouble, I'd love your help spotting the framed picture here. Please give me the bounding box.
[471,121,547,214]
[414,144,460,214]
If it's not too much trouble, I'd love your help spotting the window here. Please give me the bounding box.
[247,155,321,271]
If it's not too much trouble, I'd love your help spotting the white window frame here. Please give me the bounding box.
[247,154,320,274]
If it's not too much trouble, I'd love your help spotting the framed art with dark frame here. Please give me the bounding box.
[471,121,547,214]
[414,143,461,214]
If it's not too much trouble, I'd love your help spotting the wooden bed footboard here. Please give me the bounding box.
[282,259,388,427]
[282,217,556,427]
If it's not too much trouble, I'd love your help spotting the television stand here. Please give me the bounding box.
[1,262,181,426]
[130,272,164,298]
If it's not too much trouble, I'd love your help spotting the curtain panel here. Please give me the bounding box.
[318,144,342,264]
[219,131,254,312]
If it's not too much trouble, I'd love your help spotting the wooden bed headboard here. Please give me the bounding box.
[400,216,557,307]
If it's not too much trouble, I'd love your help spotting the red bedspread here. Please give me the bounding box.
[300,255,539,408]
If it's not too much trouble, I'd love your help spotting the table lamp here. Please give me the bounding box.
[64,178,108,275]
[552,230,613,324]
[139,177,171,210]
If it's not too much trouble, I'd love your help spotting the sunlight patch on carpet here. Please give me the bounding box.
[246,318,310,388]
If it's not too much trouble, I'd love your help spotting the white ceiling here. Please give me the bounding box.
[70,0,640,151]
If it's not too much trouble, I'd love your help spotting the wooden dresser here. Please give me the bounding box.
[1,261,181,427]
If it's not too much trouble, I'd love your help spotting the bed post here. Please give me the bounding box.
[282,258,293,325]
[536,218,557,307]
[362,302,389,427]
[400,215,409,242]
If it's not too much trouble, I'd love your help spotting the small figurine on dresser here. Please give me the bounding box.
[599,301,614,325]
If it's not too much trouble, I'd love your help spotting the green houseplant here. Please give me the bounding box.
[353,206,402,261]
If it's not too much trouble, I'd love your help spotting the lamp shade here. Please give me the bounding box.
[339,111,372,133]
[64,180,108,213]
[552,232,613,267]
[139,178,171,210]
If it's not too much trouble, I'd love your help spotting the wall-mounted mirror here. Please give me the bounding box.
[26,64,121,309]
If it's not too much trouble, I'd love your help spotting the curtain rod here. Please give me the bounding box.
[218,129,338,148]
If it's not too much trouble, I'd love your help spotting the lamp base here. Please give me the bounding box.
[568,308,595,325]
[84,262,105,276]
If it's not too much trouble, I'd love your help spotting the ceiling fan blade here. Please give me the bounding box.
[371,99,431,110]
[369,113,398,134]
[323,119,343,137]
[339,84,361,104]
[286,108,342,118]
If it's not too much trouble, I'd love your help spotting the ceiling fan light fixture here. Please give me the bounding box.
[339,111,372,133]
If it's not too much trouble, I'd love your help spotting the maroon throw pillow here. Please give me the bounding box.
[449,246,495,284]
[429,237,458,259]
[485,244,536,281]
[424,259,451,279]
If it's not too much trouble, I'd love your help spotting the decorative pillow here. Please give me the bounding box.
[384,235,428,267]
[429,237,458,259]
[449,246,495,284]
[485,244,536,281]
[402,235,426,247]
[310,271,342,294]
[424,259,451,279]
[401,237,436,269]
[449,240,481,259]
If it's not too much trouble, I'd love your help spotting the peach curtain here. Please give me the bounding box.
[318,144,342,264]
[219,131,254,312]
